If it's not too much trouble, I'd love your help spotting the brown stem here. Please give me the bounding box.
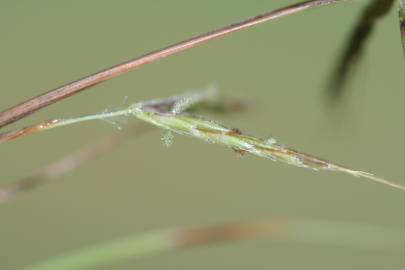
[0,0,342,129]
[0,123,150,205]
[0,119,61,144]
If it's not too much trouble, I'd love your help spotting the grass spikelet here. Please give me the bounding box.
[2,88,404,191]
[131,90,405,192]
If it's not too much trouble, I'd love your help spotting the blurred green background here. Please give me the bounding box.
[1,0,404,269]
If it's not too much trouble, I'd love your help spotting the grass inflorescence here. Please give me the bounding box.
[2,88,405,192]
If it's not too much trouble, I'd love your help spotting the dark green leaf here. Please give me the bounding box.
[328,0,395,100]
[399,0,405,54]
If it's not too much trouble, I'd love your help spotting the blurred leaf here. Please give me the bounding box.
[328,0,395,99]
[399,0,405,54]
[20,219,405,270]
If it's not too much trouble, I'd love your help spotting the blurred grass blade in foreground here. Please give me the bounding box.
[20,219,405,270]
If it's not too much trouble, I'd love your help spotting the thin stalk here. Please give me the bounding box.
[0,92,244,203]
[0,0,343,129]
[0,111,129,143]
[0,89,220,143]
